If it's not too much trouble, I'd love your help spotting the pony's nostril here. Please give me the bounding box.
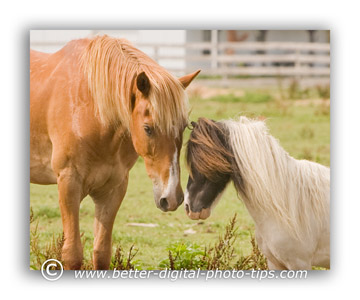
[185,203,190,214]
[160,197,168,211]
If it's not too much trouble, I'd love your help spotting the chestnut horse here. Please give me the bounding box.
[30,35,200,270]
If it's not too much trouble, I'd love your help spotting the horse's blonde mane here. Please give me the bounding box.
[81,35,188,134]
[223,117,330,240]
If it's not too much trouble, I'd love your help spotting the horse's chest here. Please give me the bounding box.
[84,143,139,192]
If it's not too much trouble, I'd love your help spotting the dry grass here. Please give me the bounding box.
[31,211,267,270]
[30,209,140,270]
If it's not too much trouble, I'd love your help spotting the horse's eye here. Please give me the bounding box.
[144,125,153,137]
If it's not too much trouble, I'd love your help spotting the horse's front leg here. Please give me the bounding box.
[91,176,129,270]
[57,169,85,270]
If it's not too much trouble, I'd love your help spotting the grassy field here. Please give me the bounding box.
[30,83,330,270]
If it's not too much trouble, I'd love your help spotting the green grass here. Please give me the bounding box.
[30,86,330,269]
[207,92,273,104]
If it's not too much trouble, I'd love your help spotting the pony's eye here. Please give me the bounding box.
[144,125,153,137]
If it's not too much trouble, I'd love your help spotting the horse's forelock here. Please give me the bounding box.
[81,35,188,135]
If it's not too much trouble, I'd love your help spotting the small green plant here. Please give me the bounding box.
[158,242,206,270]
[159,214,268,270]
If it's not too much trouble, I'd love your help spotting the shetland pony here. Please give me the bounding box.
[184,117,330,270]
[30,35,200,269]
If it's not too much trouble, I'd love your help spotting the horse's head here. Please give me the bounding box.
[184,119,233,220]
[130,70,200,212]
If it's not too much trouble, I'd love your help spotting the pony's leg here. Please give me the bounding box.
[57,170,84,270]
[267,259,287,270]
[91,179,128,270]
[255,232,287,270]
[284,259,312,270]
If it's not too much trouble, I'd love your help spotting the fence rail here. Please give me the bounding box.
[30,41,330,79]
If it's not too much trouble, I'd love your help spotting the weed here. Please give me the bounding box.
[288,80,311,100]
[30,217,64,270]
[299,147,314,161]
[234,235,268,270]
[205,213,238,270]
[315,99,330,116]
[110,244,141,270]
[159,214,268,270]
[316,84,330,99]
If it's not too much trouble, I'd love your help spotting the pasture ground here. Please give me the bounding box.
[30,82,330,269]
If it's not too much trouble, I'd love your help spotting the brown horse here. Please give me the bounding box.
[30,35,200,270]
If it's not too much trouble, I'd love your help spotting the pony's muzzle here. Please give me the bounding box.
[186,207,211,220]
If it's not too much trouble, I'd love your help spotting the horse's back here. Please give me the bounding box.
[30,50,57,184]
[30,40,90,184]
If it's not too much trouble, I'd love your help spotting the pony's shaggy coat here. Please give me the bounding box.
[187,117,330,241]
[81,35,188,134]
[186,119,233,182]
[223,117,329,241]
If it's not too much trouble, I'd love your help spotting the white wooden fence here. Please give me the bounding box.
[137,42,330,78]
[30,40,330,79]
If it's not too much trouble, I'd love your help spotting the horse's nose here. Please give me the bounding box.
[159,197,169,211]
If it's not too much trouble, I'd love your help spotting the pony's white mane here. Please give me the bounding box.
[223,116,330,240]
[81,35,188,135]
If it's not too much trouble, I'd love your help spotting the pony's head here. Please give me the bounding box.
[130,70,200,211]
[184,118,234,219]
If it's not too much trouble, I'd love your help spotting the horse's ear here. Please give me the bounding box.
[191,121,197,128]
[179,70,201,89]
[137,72,150,97]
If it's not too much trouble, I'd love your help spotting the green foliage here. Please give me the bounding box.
[159,214,268,270]
[159,242,206,270]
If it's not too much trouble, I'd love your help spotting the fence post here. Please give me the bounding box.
[153,45,159,63]
[211,30,218,71]
[295,48,301,82]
